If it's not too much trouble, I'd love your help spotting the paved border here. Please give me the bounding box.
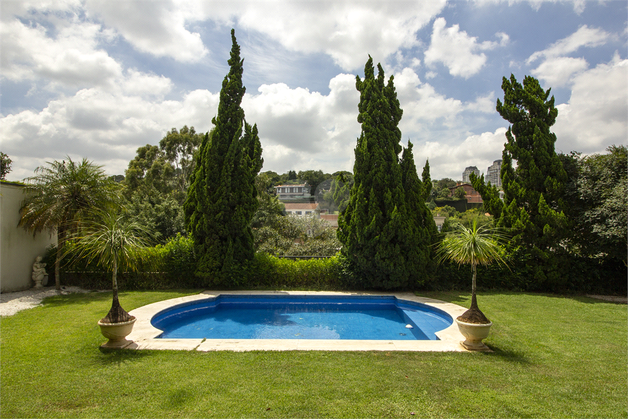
[125,291,470,352]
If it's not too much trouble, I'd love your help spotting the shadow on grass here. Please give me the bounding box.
[95,345,156,367]
[483,343,533,365]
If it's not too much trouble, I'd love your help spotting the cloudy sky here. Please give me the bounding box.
[1,0,626,182]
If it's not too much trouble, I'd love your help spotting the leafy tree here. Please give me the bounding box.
[338,57,434,289]
[471,74,568,285]
[73,211,152,323]
[1,152,12,180]
[436,220,508,323]
[453,187,467,200]
[123,126,203,242]
[251,173,285,229]
[19,157,120,290]
[184,29,263,284]
[125,126,203,203]
[298,170,331,198]
[159,126,203,199]
[431,178,457,200]
[564,146,627,266]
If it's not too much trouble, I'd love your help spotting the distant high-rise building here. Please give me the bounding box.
[486,159,502,187]
[462,166,480,183]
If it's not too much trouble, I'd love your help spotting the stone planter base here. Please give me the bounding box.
[455,319,492,351]
[98,317,136,349]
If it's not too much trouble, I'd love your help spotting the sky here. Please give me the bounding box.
[1,0,626,182]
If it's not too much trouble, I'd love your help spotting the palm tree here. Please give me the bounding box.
[74,211,152,323]
[436,219,508,324]
[19,157,120,290]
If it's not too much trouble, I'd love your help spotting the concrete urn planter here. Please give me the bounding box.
[455,319,492,351]
[98,317,136,348]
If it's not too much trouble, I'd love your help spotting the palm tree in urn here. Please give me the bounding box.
[436,219,508,324]
[75,211,152,323]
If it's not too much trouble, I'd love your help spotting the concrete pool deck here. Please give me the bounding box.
[125,290,472,352]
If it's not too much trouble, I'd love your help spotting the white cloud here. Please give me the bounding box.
[470,0,589,14]
[413,128,507,180]
[424,18,506,78]
[0,85,220,180]
[526,25,611,87]
[194,0,446,71]
[84,0,208,62]
[553,54,628,154]
[0,19,122,88]
[531,56,588,87]
[527,25,610,64]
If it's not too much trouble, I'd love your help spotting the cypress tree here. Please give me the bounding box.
[184,29,263,284]
[338,57,435,289]
[401,142,439,283]
[471,74,568,285]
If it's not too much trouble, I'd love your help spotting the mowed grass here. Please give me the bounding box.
[1,289,626,418]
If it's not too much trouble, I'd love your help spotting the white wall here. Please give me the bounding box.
[1,183,57,292]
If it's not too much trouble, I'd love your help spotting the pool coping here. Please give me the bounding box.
[125,290,471,352]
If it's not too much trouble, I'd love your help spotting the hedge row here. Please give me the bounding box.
[45,235,626,294]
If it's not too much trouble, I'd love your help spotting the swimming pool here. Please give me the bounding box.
[151,294,453,341]
[126,291,470,352]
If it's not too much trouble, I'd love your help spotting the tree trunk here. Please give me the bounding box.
[101,257,133,324]
[457,263,490,324]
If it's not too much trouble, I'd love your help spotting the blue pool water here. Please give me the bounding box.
[152,295,452,341]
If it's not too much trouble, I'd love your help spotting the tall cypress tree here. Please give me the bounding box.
[184,29,263,284]
[338,57,435,289]
[471,74,568,285]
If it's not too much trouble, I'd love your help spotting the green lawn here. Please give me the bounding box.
[1,290,626,418]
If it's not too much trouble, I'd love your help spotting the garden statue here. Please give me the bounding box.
[31,256,48,288]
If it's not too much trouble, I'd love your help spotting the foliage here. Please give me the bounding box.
[254,215,341,257]
[297,169,331,198]
[18,157,121,290]
[563,146,627,266]
[126,190,186,243]
[338,56,435,290]
[184,30,263,285]
[431,178,457,200]
[0,152,12,180]
[73,211,153,323]
[319,171,353,213]
[125,126,203,203]
[123,126,202,243]
[436,220,508,323]
[471,74,568,287]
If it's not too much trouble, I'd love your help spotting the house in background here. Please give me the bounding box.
[448,183,483,204]
[320,213,338,228]
[284,202,319,216]
[274,184,311,200]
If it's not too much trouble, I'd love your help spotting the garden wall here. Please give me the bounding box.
[1,182,57,292]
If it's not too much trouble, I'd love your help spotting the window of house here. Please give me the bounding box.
[305,211,311,215]
[296,211,302,215]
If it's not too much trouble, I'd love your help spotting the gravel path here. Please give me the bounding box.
[0,286,91,317]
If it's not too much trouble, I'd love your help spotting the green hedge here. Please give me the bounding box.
[45,234,626,294]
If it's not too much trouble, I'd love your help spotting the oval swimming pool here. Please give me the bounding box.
[151,294,453,341]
